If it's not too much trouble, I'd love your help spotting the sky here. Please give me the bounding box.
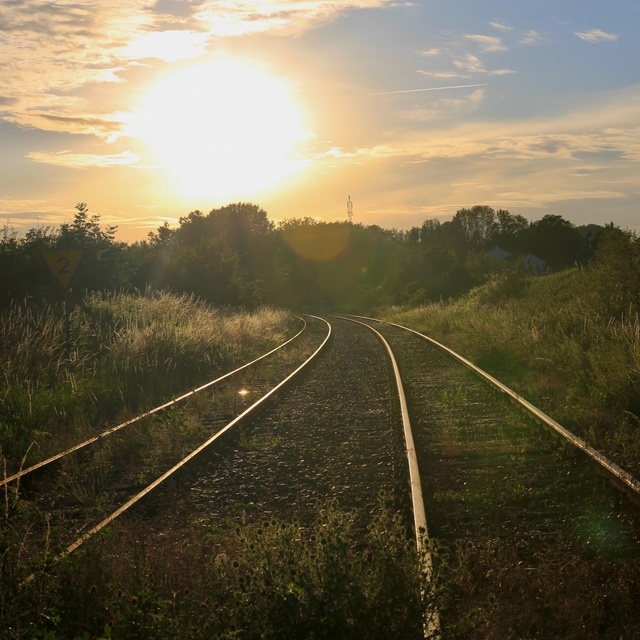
[1,0,639,241]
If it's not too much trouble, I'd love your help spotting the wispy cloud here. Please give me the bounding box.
[419,48,440,56]
[464,34,507,52]
[315,90,640,166]
[0,0,397,135]
[6,113,126,140]
[417,71,469,79]
[453,54,486,74]
[519,30,542,45]
[26,150,141,168]
[488,21,542,45]
[489,21,514,32]
[398,88,485,122]
[193,0,395,37]
[489,69,516,75]
[575,29,618,43]
[124,30,211,62]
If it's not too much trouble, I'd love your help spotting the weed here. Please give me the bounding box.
[383,268,640,473]
[0,499,442,639]
[0,291,289,467]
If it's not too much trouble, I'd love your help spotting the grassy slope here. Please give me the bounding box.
[0,291,290,467]
[382,268,640,475]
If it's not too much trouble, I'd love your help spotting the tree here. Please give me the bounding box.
[526,214,583,270]
[451,205,497,251]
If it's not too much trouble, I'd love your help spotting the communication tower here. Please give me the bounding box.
[347,195,353,224]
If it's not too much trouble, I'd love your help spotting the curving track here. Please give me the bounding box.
[11,313,640,635]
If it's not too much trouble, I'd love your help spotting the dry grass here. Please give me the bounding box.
[0,291,290,466]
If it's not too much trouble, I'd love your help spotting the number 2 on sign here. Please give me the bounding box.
[57,257,70,274]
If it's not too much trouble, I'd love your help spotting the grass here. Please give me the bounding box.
[381,267,640,475]
[0,290,290,468]
[0,498,441,639]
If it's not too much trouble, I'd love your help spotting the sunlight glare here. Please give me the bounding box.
[131,61,304,198]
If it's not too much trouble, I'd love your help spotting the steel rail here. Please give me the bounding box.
[349,314,640,504]
[57,315,332,560]
[337,315,440,637]
[3,317,308,488]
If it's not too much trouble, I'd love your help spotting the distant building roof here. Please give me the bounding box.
[485,245,512,260]
[523,253,546,272]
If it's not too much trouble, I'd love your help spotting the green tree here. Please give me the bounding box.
[526,214,583,270]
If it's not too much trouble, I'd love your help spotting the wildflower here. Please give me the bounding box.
[107,620,115,628]
[131,596,138,605]
[89,584,98,594]
[147,583,154,590]
[183,587,189,595]
[117,588,123,597]
[200,601,206,608]
[213,601,220,608]
[365,550,374,559]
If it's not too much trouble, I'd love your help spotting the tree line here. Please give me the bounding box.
[0,202,627,312]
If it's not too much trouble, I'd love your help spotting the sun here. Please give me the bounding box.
[130,60,305,198]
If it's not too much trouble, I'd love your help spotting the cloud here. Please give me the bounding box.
[398,88,485,122]
[489,21,514,32]
[5,112,126,139]
[124,30,211,62]
[575,29,618,43]
[453,54,486,74]
[419,48,440,56]
[315,88,640,168]
[489,69,516,75]
[488,21,542,45]
[26,150,141,168]
[519,30,542,45]
[192,0,395,37]
[464,34,507,52]
[0,0,397,134]
[494,189,624,208]
[417,71,470,79]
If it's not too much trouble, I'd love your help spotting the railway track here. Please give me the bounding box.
[8,316,328,560]
[348,316,640,637]
[8,313,640,636]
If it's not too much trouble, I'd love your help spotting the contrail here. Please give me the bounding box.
[372,83,488,95]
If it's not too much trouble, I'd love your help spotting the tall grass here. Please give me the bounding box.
[0,500,440,640]
[383,268,640,473]
[0,291,289,466]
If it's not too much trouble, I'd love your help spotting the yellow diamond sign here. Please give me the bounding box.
[42,250,84,289]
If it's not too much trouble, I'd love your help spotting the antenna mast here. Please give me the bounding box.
[347,195,353,224]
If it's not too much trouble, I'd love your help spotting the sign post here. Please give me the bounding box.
[41,250,84,362]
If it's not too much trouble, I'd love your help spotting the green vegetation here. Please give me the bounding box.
[0,499,440,639]
[2,199,639,636]
[0,291,288,465]
[1,201,602,312]
[383,226,640,473]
